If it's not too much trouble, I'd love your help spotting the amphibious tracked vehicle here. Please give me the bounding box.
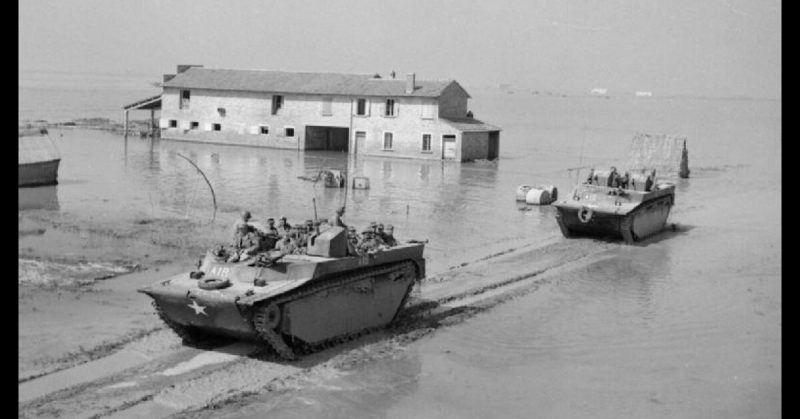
[553,167,675,243]
[139,226,425,359]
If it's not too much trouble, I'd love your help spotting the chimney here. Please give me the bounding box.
[405,73,416,94]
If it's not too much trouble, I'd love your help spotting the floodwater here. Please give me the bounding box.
[19,71,780,418]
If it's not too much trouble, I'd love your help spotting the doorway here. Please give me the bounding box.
[354,131,366,155]
[305,126,349,151]
[442,135,457,160]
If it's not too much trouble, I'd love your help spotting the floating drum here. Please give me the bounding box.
[516,185,533,201]
[353,176,370,190]
[525,187,557,205]
[539,185,558,201]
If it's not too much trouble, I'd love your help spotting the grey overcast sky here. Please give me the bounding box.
[19,0,780,98]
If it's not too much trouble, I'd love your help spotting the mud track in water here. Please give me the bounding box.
[19,236,626,418]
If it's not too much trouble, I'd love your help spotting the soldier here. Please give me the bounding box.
[357,228,381,254]
[342,225,359,256]
[331,206,347,228]
[295,224,309,248]
[383,224,398,247]
[586,168,595,185]
[374,224,387,246]
[275,232,298,255]
[369,221,378,234]
[277,216,291,237]
[614,171,630,189]
[346,226,360,246]
[265,217,279,236]
[232,210,252,238]
[228,223,265,263]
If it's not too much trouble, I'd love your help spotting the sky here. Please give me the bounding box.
[19,0,781,98]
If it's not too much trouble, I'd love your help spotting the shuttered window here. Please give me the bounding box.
[421,102,434,119]
[356,98,368,116]
[180,90,190,109]
[383,132,393,150]
[272,95,284,115]
[385,99,396,116]
[422,134,432,151]
[322,97,333,116]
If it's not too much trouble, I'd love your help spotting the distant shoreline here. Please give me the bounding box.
[18,117,158,138]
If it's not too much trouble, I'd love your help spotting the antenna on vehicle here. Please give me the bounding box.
[176,153,217,224]
[575,121,588,198]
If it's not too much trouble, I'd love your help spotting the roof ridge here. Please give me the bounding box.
[188,67,452,83]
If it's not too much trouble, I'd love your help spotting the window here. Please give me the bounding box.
[260,125,269,135]
[422,134,432,152]
[356,98,367,116]
[190,121,199,130]
[285,127,295,137]
[321,97,333,116]
[421,102,434,119]
[272,95,283,115]
[383,132,393,150]
[168,120,177,128]
[212,123,221,131]
[180,90,190,109]
[385,99,396,116]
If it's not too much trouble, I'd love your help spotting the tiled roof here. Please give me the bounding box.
[162,67,457,98]
[441,117,502,132]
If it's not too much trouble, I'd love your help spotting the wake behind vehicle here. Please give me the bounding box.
[553,167,675,243]
[138,226,425,360]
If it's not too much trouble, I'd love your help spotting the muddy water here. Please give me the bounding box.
[19,82,780,418]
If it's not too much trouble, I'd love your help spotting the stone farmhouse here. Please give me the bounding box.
[142,65,500,161]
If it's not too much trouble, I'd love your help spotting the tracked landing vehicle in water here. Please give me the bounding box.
[553,168,675,243]
[138,226,425,360]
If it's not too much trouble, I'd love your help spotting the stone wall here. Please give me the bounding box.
[160,87,471,160]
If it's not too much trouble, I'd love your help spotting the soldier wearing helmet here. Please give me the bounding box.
[331,206,348,229]
[375,223,387,246]
[232,210,252,238]
[228,222,265,262]
[383,224,398,247]
[357,227,381,254]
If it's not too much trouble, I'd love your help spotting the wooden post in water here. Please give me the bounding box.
[123,110,129,139]
[150,109,156,138]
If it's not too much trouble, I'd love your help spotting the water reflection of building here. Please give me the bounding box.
[19,185,59,211]
[129,65,502,162]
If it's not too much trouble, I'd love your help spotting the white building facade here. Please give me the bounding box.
[157,65,500,161]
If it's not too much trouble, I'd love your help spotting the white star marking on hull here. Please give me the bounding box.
[188,300,209,316]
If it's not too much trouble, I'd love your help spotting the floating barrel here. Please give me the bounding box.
[525,188,553,205]
[353,176,370,190]
[516,185,533,201]
[517,184,557,204]
[539,185,558,201]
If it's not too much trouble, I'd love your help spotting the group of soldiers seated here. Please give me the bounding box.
[217,208,399,263]
[346,221,398,254]
[586,167,656,192]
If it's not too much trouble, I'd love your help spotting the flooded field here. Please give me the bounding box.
[19,78,780,418]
